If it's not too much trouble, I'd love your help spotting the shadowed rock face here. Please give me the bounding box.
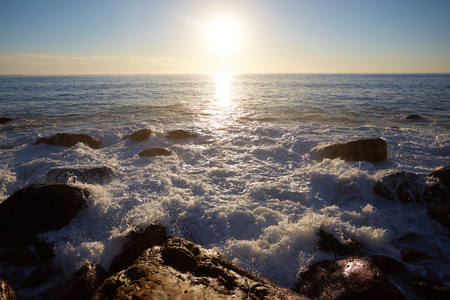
[34,133,101,149]
[46,166,116,184]
[96,237,306,300]
[138,148,175,157]
[310,138,387,163]
[164,129,198,140]
[0,183,89,246]
[295,256,404,300]
[123,129,153,142]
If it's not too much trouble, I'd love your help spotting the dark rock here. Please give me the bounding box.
[294,256,404,300]
[316,228,360,256]
[0,183,89,246]
[400,248,432,263]
[97,237,305,300]
[374,170,424,202]
[0,279,19,300]
[0,247,36,266]
[164,129,198,140]
[0,117,13,124]
[21,264,62,288]
[405,114,424,120]
[123,128,153,142]
[34,240,56,261]
[138,148,175,157]
[108,224,168,275]
[34,133,101,149]
[54,263,107,300]
[429,166,450,188]
[46,166,115,184]
[371,255,407,275]
[409,275,450,300]
[310,138,387,163]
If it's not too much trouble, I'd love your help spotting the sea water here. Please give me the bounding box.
[0,73,449,299]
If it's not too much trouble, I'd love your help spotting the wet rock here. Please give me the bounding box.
[46,166,116,184]
[97,237,305,300]
[374,170,424,202]
[0,183,89,246]
[405,114,424,120]
[108,224,168,275]
[409,275,450,300]
[34,133,101,149]
[316,228,360,256]
[0,279,19,300]
[164,129,198,140]
[54,263,107,300]
[400,248,432,263]
[371,255,407,275]
[21,264,62,288]
[138,147,175,157]
[123,128,153,142]
[34,240,55,261]
[0,117,13,124]
[0,247,36,266]
[310,138,387,163]
[429,166,450,188]
[294,256,404,300]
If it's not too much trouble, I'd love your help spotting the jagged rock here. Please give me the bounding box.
[409,275,450,300]
[374,170,424,202]
[316,228,360,256]
[34,133,101,149]
[400,248,432,263]
[108,225,168,275]
[0,117,13,124]
[46,166,115,184]
[371,255,407,275]
[123,129,152,142]
[54,263,107,300]
[310,138,387,163]
[0,279,19,300]
[138,148,175,157]
[429,166,450,188]
[294,256,404,300]
[164,129,198,140]
[96,237,305,300]
[0,247,36,266]
[0,183,89,246]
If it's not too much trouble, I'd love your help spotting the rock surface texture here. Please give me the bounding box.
[123,129,153,142]
[0,279,19,300]
[34,133,101,149]
[310,138,387,163]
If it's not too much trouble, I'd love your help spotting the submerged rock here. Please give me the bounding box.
[310,138,387,163]
[138,147,175,157]
[97,237,305,299]
[400,248,432,263]
[0,183,89,246]
[316,228,360,256]
[34,133,101,149]
[0,279,19,300]
[405,114,424,120]
[164,129,198,140]
[123,128,152,142]
[54,263,107,300]
[294,256,404,300]
[46,166,115,184]
[374,170,424,202]
[0,117,13,124]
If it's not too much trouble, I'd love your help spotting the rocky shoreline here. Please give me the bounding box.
[0,131,449,299]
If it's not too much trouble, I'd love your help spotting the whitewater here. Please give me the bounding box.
[0,73,449,299]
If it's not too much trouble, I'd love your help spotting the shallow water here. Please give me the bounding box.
[0,73,449,298]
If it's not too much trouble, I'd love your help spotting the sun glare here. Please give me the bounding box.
[207,18,240,52]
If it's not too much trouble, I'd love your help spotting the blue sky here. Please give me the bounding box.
[1,0,449,74]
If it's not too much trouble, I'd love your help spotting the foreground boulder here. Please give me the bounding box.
[46,166,115,184]
[35,133,101,149]
[0,183,89,246]
[138,148,175,157]
[0,279,19,300]
[123,129,152,142]
[294,256,404,299]
[164,129,198,140]
[96,237,305,299]
[310,138,387,163]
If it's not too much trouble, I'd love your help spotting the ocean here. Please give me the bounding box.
[0,73,449,299]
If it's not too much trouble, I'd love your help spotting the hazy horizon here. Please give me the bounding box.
[1,0,450,75]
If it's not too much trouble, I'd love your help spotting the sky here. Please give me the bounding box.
[0,0,449,75]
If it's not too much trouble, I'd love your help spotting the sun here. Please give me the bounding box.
[206,18,241,52]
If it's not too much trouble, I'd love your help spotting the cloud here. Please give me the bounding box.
[0,54,198,75]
